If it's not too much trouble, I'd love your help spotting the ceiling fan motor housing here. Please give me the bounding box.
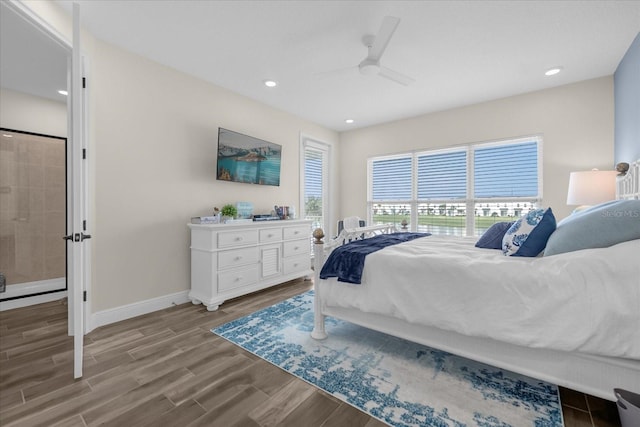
[359,58,380,75]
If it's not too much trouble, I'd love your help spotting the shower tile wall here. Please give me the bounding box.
[0,131,65,286]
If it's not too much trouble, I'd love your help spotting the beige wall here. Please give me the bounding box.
[339,77,615,222]
[90,40,338,311]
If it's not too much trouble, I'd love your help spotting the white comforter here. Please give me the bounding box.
[319,236,640,359]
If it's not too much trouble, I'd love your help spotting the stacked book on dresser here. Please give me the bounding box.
[191,216,219,224]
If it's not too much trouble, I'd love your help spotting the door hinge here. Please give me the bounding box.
[83,220,87,231]
[82,77,86,89]
[83,291,87,302]
[82,148,86,159]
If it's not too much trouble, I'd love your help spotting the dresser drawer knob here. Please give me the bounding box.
[234,256,242,261]
[235,236,243,241]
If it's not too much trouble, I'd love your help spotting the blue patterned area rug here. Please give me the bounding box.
[212,291,562,427]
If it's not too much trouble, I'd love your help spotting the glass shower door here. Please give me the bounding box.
[0,128,67,301]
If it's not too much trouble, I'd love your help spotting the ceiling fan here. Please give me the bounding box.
[320,16,415,86]
[358,16,414,86]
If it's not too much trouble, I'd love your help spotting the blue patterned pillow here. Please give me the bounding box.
[475,221,515,249]
[502,208,556,257]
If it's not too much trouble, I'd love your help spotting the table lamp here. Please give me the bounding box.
[567,169,618,212]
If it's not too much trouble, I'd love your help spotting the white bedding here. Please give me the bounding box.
[318,236,640,359]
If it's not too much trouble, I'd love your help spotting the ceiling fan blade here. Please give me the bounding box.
[379,66,415,86]
[367,16,400,61]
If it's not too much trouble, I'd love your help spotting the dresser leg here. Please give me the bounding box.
[206,303,221,311]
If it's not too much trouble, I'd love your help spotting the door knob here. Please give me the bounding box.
[62,233,92,242]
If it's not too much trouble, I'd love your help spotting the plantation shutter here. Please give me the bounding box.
[474,141,538,198]
[416,150,467,199]
[304,148,323,213]
[371,156,412,201]
[304,149,323,199]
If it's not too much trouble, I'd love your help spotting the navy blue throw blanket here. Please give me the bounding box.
[319,232,430,284]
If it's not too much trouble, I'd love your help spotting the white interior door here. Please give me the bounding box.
[69,2,88,379]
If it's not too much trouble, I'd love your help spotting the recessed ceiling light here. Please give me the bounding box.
[544,67,563,76]
[58,90,68,96]
[263,80,277,88]
[345,119,354,124]
[2,134,13,138]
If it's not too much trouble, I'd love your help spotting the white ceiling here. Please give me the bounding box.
[7,1,640,131]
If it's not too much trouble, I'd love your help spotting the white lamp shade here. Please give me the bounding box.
[567,170,618,205]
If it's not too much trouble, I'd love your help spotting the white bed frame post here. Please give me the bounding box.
[310,223,398,341]
[311,228,328,340]
[617,159,639,200]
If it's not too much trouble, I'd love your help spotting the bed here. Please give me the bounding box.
[311,160,640,401]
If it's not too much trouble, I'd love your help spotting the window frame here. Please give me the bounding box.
[367,136,543,236]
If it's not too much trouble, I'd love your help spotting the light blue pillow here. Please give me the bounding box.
[502,208,556,257]
[544,200,640,256]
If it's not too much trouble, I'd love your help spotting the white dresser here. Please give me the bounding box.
[188,219,312,311]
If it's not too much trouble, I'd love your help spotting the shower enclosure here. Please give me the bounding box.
[0,128,67,300]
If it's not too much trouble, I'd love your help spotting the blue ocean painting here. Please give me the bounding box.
[217,155,281,186]
[217,128,282,186]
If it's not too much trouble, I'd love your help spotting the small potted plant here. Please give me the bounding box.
[220,204,237,223]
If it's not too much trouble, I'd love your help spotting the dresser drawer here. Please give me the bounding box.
[283,239,309,257]
[218,247,258,270]
[218,230,258,248]
[283,254,310,275]
[259,228,281,243]
[218,265,259,292]
[283,225,308,240]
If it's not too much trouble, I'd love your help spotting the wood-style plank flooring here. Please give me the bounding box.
[0,279,622,426]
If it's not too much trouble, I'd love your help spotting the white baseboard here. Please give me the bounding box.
[0,278,67,311]
[90,290,190,331]
[0,290,67,311]
[1,285,191,331]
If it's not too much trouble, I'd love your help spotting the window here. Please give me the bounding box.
[371,156,412,201]
[368,137,542,236]
[417,150,467,199]
[474,141,538,198]
[369,155,412,230]
[300,138,330,233]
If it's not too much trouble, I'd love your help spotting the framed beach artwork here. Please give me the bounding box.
[216,128,282,186]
